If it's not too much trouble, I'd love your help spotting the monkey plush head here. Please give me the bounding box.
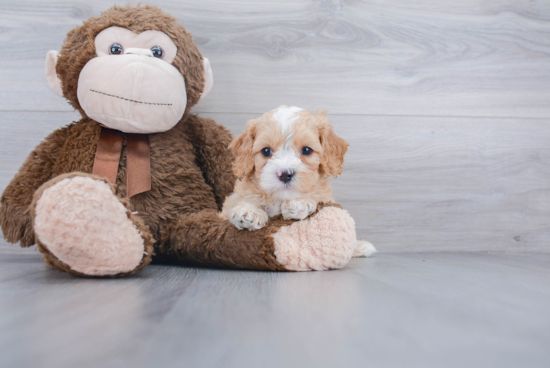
[45,5,213,133]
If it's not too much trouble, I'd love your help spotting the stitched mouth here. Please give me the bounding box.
[90,89,172,106]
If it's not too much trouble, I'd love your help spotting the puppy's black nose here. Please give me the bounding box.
[279,170,294,184]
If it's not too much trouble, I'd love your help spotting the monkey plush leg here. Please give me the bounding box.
[30,173,153,277]
[161,203,357,271]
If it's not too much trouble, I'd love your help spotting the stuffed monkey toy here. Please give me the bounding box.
[0,5,359,277]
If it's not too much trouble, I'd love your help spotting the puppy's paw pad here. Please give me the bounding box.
[282,199,317,220]
[230,205,268,231]
[353,241,377,258]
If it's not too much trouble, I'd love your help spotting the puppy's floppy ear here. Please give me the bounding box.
[317,112,349,177]
[229,119,258,179]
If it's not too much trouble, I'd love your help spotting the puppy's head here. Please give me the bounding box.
[229,105,349,200]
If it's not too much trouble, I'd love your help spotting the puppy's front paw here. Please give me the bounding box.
[281,199,317,220]
[229,203,269,231]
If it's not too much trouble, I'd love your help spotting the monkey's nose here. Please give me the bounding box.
[125,48,154,57]
[278,170,294,184]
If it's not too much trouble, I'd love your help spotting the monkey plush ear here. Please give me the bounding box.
[45,50,63,97]
[200,57,213,100]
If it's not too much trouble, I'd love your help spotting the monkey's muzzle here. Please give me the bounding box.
[77,54,187,134]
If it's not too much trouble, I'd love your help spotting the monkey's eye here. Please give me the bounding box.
[261,147,272,157]
[151,46,164,58]
[301,147,313,156]
[109,43,123,55]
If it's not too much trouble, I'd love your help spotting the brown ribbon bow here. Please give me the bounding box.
[92,127,151,198]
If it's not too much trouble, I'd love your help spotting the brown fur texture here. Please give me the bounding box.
[0,5,238,276]
[56,5,205,119]
[0,5,356,276]
[0,112,236,270]
[0,127,69,247]
[161,202,341,270]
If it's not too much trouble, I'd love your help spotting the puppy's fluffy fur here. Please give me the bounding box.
[222,106,376,258]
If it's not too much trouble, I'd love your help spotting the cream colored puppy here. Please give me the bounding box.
[221,106,376,258]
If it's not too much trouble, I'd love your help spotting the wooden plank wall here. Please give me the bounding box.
[0,0,548,252]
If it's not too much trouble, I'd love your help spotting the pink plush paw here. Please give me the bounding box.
[272,206,357,271]
[34,176,145,276]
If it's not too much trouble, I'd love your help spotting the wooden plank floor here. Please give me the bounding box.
[1,244,549,368]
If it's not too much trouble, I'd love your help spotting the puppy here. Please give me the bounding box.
[221,105,376,258]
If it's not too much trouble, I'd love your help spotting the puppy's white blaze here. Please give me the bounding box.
[260,106,307,201]
[272,105,303,136]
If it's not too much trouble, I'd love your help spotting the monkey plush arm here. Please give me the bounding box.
[0,127,68,247]
[181,115,236,210]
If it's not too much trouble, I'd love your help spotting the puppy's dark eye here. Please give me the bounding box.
[109,43,123,55]
[301,147,313,156]
[151,46,163,58]
[261,147,272,157]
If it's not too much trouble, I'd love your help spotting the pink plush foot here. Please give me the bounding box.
[272,206,357,271]
[33,176,146,276]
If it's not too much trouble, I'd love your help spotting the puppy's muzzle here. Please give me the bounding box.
[278,170,294,184]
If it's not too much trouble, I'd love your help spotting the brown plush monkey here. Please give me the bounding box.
[0,5,359,277]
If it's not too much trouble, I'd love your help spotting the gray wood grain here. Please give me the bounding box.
[0,2,548,367]
[1,245,549,368]
[1,0,550,117]
[1,0,548,253]
[1,111,548,253]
